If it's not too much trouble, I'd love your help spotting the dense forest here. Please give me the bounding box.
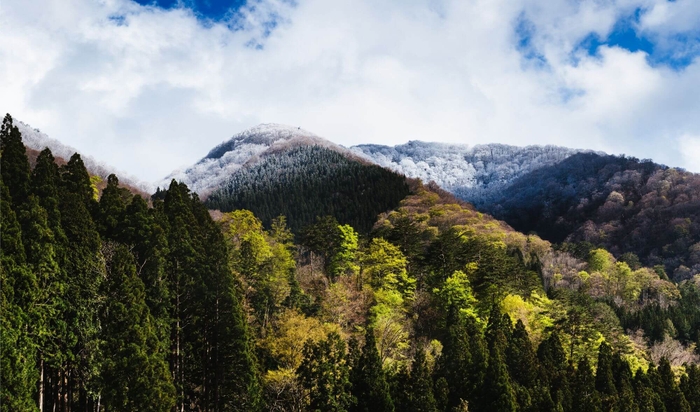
[483,153,700,282]
[2,113,700,412]
[202,145,410,233]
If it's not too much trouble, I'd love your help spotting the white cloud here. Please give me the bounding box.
[678,134,700,171]
[2,0,700,183]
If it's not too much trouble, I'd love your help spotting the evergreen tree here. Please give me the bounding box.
[571,357,601,412]
[58,155,104,410]
[437,307,486,409]
[680,364,700,412]
[0,113,31,207]
[595,342,619,411]
[482,328,517,412]
[537,331,571,411]
[97,174,127,239]
[507,319,538,388]
[0,177,37,411]
[350,327,394,412]
[298,332,352,412]
[656,358,690,412]
[100,245,175,411]
[406,349,437,412]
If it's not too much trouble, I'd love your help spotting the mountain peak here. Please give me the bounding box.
[204,123,319,160]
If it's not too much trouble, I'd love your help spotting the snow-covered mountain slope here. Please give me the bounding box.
[351,141,593,205]
[159,123,361,196]
[16,120,150,193]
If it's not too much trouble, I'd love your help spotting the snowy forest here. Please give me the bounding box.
[2,113,700,412]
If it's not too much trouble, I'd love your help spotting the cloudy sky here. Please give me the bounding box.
[2,0,700,182]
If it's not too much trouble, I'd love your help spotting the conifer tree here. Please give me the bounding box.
[437,306,486,409]
[507,319,538,388]
[0,178,37,411]
[537,331,571,411]
[656,358,690,412]
[100,245,175,411]
[596,342,619,411]
[571,357,601,412]
[680,364,700,412]
[351,326,394,412]
[0,114,30,207]
[406,349,437,412]
[98,174,127,239]
[58,154,104,410]
[483,328,517,412]
[19,195,65,410]
[298,332,352,412]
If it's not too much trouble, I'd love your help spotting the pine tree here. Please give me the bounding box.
[298,332,352,412]
[406,349,437,412]
[680,364,700,412]
[437,306,486,409]
[97,174,127,239]
[351,327,394,412]
[656,358,690,412]
[595,342,619,411]
[0,114,31,207]
[507,319,538,388]
[0,177,37,411]
[57,155,104,410]
[571,357,601,412]
[537,331,571,411]
[100,245,175,411]
[482,329,517,412]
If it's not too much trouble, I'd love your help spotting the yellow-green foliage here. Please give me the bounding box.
[433,269,481,324]
[501,293,558,344]
[89,175,102,200]
[261,309,339,370]
[359,238,415,300]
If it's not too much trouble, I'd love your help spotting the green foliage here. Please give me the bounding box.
[298,332,353,412]
[350,327,394,412]
[100,245,175,411]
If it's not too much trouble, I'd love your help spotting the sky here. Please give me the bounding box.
[2,0,700,182]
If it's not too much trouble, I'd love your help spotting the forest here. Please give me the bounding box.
[484,153,700,281]
[2,113,700,412]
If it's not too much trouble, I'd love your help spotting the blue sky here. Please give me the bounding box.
[3,0,700,181]
[133,0,247,22]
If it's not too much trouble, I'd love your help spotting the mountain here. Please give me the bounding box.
[158,123,410,233]
[15,120,151,196]
[480,152,700,281]
[351,141,591,205]
[159,123,363,196]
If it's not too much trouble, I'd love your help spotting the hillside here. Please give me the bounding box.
[3,113,700,412]
[160,123,364,196]
[203,145,410,233]
[15,120,150,196]
[352,141,589,204]
[483,152,700,281]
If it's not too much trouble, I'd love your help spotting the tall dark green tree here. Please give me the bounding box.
[1,114,30,207]
[537,331,571,411]
[482,329,517,412]
[437,307,487,409]
[350,327,394,412]
[100,245,175,411]
[0,177,37,411]
[57,153,104,411]
[298,332,352,412]
[596,342,619,412]
[656,358,690,412]
[680,364,700,412]
[405,349,437,412]
[571,357,601,412]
